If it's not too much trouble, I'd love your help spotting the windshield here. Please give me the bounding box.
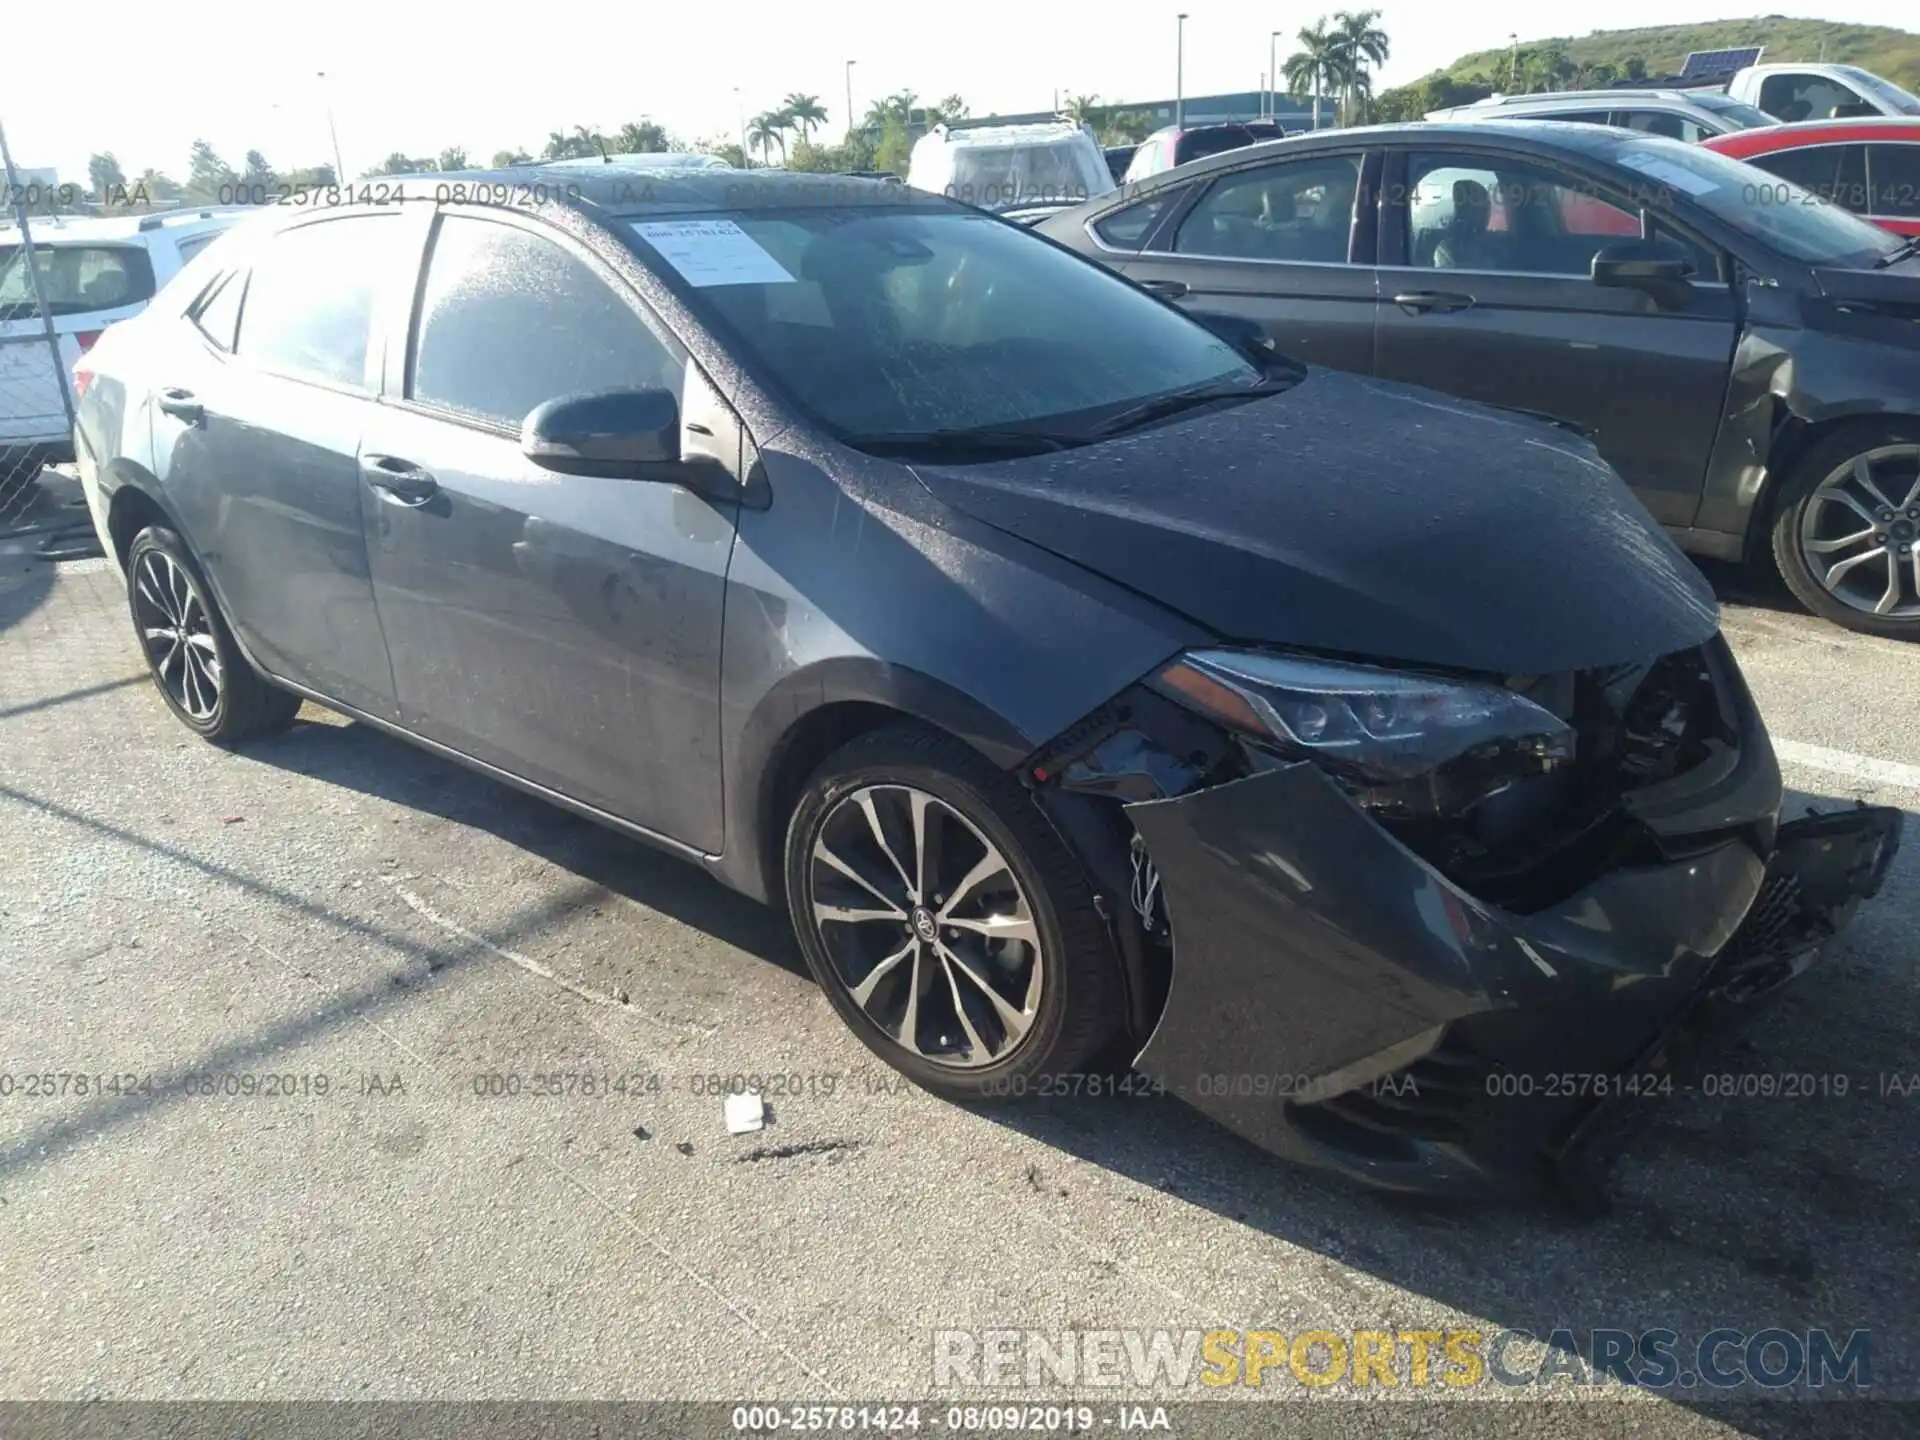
[1689,93,1777,129]
[0,241,156,320]
[1838,67,1920,116]
[940,142,1113,212]
[633,205,1254,444]
[1612,140,1903,266]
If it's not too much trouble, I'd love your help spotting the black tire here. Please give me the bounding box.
[125,524,301,743]
[1771,420,1920,640]
[783,723,1124,1101]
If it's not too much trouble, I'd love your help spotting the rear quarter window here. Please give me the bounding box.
[0,243,156,319]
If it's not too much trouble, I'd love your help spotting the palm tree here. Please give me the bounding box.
[935,93,970,124]
[1063,92,1101,127]
[747,112,789,165]
[616,120,669,153]
[1284,19,1340,129]
[1329,10,1390,125]
[783,94,828,143]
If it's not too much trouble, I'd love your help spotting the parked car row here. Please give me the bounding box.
[71,160,1903,1208]
[1040,120,1920,637]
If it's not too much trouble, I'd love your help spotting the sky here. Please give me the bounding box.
[6,2,1916,182]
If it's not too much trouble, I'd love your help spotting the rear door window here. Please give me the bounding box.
[1173,154,1363,263]
[1868,144,1920,217]
[1618,110,1712,143]
[233,215,396,389]
[0,243,156,320]
[191,272,246,351]
[408,214,681,429]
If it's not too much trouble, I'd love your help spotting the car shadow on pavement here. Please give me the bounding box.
[252,712,804,976]
[218,707,1920,1430]
[0,551,55,637]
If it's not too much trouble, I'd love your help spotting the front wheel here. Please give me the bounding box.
[1772,423,1920,639]
[126,525,301,742]
[783,724,1125,1101]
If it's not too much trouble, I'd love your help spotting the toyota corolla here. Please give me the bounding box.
[72,168,1901,1206]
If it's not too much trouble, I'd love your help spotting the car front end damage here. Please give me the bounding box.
[1025,637,1902,1208]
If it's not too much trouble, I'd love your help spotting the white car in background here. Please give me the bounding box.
[909,121,1116,223]
[2,209,243,506]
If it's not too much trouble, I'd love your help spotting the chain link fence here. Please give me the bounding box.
[2,117,101,558]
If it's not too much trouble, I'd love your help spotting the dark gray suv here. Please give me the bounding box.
[73,167,1899,1206]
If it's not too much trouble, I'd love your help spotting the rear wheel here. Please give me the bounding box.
[783,724,1125,1100]
[126,525,301,742]
[1772,423,1920,639]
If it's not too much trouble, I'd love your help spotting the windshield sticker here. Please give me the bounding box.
[631,220,796,287]
[1617,153,1720,197]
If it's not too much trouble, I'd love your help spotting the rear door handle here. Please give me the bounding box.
[360,454,440,506]
[157,388,204,423]
[1393,291,1474,316]
[1138,278,1189,299]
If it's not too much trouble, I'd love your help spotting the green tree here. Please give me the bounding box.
[241,150,277,191]
[491,149,533,167]
[363,152,425,177]
[747,111,790,165]
[1284,19,1341,127]
[1330,10,1391,124]
[873,113,913,175]
[616,121,669,153]
[132,168,182,203]
[436,147,470,171]
[1062,93,1101,127]
[1624,56,1648,80]
[186,139,236,199]
[782,94,828,144]
[929,93,970,126]
[282,164,337,188]
[86,153,126,199]
[1097,109,1155,144]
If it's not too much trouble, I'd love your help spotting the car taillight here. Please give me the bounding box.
[73,363,95,403]
[74,330,103,353]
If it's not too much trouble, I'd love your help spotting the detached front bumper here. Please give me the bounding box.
[1126,763,1902,1206]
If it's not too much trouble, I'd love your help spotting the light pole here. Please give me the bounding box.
[845,60,857,143]
[1175,13,1188,130]
[317,71,345,183]
[734,87,747,165]
[1269,30,1282,121]
[1508,33,1520,93]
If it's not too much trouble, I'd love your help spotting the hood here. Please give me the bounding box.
[1812,260,1920,321]
[909,369,1719,676]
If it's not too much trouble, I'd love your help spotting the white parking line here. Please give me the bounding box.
[1774,740,1920,795]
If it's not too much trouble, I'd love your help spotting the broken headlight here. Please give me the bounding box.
[1149,650,1573,787]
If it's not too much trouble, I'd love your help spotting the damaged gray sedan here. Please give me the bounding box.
[75,168,1901,1207]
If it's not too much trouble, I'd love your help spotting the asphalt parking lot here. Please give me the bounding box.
[2,472,1916,1438]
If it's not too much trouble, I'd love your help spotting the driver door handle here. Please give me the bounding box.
[1138,278,1189,299]
[1394,290,1475,316]
[360,454,439,506]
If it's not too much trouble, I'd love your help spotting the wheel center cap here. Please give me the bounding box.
[910,906,938,943]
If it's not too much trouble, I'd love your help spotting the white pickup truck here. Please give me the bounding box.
[1726,62,1920,123]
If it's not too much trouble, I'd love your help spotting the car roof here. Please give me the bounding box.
[1109,119,1650,188]
[1458,88,1711,109]
[0,208,245,243]
[927,121,1088,147]
[1704,116,1920,152]
[260,163,930,220]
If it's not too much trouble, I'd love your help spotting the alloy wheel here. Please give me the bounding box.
[1799,445,1920,619]
[807,784,1044,1069]
[132,549,223,721]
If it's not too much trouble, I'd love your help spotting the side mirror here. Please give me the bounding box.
[1591,239,1696,310]
[521,388,685,479]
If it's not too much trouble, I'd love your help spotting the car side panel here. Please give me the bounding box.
[710,446,1209,902]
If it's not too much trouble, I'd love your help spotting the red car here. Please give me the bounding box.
[1704,117,1920,237]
